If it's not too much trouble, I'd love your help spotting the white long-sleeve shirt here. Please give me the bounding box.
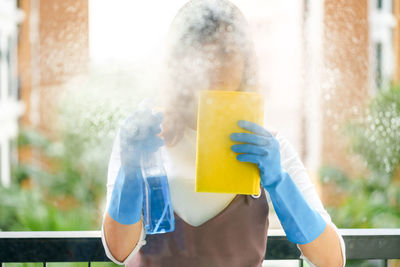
[101,127,346,266]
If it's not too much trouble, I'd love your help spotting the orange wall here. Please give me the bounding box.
[321,0,370,203]
[18,0,32,126]
[38,0,89,87]
[18,0,88,131]
[38,0,89,133]
[17,0,88,166]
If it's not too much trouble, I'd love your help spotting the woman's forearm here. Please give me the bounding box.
[298,224,344,267]
[103,212,143,262]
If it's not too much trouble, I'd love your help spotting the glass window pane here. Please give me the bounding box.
[1,0,399,265]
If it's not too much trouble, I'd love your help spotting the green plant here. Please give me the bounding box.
[321,84,400,228]
[320,84,400,266]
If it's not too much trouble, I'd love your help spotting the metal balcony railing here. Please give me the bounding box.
[0,229,399,266]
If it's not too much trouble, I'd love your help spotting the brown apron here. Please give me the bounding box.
[126,187,269,267]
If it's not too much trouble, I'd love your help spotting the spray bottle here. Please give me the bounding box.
[140,105,175,234]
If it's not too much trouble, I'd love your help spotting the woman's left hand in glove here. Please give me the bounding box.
[230,120,327,244]
[230,120,282,189]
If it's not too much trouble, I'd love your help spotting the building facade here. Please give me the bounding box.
[16,0,89,180]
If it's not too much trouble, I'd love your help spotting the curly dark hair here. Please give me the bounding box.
[160,0,259,145]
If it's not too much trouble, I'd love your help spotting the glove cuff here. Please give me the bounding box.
[108,167,143,225]
[267,171,327,244]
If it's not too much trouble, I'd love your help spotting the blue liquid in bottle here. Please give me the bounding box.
[141,150,175,234]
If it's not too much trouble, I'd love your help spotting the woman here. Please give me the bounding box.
[101,0,345,266]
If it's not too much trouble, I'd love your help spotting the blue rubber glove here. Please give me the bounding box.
[230,120,327,244]
[108,109,164,225]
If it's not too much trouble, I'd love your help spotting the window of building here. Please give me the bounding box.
[370,0,396,90]
[377,0,383,9]
[375,42,383,88]
[7,36,13,98]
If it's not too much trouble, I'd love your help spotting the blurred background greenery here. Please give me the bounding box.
[320,84,400,266]
[2,83,399,267]
[320,84,400,229]
[0,69,145,266]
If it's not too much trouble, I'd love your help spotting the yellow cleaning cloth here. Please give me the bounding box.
[195,90,265,195]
